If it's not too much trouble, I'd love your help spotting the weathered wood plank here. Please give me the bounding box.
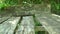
[51,14,60,22]
[16,16,35,34]
[0,4,51,17]
[0,17,20,34]
[0,17,11,24]
[35,14,60,34]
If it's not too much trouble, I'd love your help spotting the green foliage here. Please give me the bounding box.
[0,0,43,9]
[0,0,18,9]
[51,0,60,15]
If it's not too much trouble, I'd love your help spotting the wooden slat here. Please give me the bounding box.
[35,14,60,34]
[0,16,11,24]
[0,4,50,17]
[16,16,35,34]
[0,17,20,34]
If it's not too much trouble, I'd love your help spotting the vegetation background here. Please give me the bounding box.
[0,0,60,15]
